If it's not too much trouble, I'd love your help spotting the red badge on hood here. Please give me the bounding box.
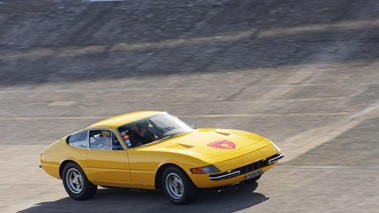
[207,140,236,149]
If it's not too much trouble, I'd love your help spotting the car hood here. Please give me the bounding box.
[143,128,272,160]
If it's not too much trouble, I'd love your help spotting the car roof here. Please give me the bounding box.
[87,111,164,129]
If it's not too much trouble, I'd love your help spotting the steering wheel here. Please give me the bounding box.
[97,144,104,150]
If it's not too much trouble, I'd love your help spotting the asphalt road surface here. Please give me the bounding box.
[1,0,379,212]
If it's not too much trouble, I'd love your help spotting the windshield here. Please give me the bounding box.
[117,112,194,147]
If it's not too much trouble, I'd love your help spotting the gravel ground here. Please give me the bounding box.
[1,0,379,85]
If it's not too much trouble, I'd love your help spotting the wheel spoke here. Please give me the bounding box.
[63,163,97,200]
[166,172,185,199]
[163,167,197,204]
[67,168,83,194]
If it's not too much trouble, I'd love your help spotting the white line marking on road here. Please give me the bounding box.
[281,101,379,163]
[348,99,379,120]
[10,116,105,121]
[110,30,256,53]
[1,82,378,95]
[0,87,175,94]
[48,101,75,106]
[229,82,379,88]
[258,19,379,38]
[0,30,255,60]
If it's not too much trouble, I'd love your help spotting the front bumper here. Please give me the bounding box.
[209,153,284,181]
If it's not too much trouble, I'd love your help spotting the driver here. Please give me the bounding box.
[130,121,158,147]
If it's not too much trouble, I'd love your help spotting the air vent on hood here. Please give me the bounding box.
[215,131,231,136]
[167,143,194,150]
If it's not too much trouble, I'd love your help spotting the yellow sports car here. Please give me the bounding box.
[40,111,284,205]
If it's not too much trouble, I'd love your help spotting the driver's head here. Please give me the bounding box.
[136,121,148,130]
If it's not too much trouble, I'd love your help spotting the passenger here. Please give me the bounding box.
[130,121,158,147]
[101,130,112,150]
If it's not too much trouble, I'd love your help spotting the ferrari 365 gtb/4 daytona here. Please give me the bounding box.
[40,111,284,205]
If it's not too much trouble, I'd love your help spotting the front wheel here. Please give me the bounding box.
[62,162,97,200]
[162,166,198,205]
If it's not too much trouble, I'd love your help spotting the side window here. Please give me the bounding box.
[89,129,125,150]
[89,130,103,150]
[67,131,88,149]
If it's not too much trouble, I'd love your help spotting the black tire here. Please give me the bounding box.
[162,166,198,205]
[62,162,97,200]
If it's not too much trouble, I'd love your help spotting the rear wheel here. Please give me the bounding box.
[62,162,97,200]
[162,166,198,205]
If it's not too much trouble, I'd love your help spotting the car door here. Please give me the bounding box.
[86,129,131,182]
